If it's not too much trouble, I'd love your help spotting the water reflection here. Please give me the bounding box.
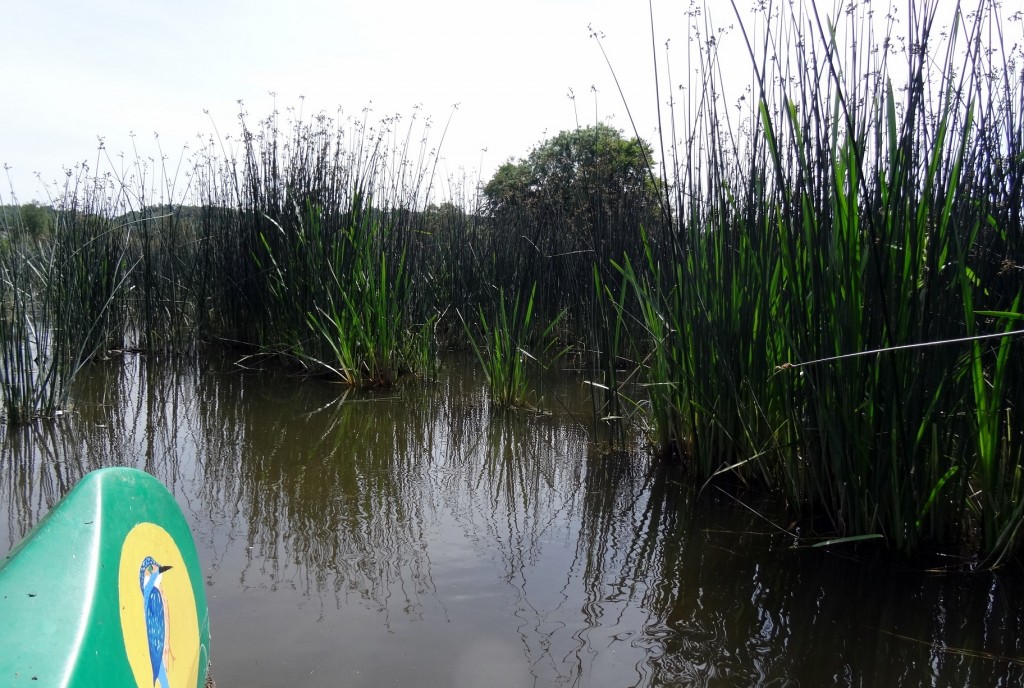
[1,354,1023,687]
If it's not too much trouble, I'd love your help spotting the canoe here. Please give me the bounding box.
[0,467,211,687]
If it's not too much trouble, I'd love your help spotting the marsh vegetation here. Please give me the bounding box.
[2,0,1022,564]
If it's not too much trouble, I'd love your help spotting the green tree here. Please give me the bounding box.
[484,124,658,244]
[18,202,55,238]
[481,124,660,325]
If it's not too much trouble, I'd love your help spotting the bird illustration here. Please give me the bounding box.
[139,556,173,688]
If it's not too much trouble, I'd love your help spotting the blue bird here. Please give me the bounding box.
[139,556,173,688]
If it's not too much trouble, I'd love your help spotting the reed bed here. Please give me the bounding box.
[193,107,445,385]
[0,172,130,422]
[473,123,662,421]
[624,0,1024,560]
[0,106,453,414]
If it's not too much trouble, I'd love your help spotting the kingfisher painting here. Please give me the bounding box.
[0,470,210,686]
[139,556,174,688]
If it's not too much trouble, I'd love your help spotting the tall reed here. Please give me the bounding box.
[0,172,130,421]
[194,106,445,384]
[626,0,1024,559]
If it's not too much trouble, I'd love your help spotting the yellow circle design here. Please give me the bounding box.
[119,522,201,688]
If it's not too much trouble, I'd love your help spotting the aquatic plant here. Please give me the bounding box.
[295,198,436,386]
[193,106,446,385]
[463,282,565,409]
[0,173,130,422]
[619,0,1024,559]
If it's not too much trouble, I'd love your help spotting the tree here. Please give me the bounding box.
[11,202,54,239]
[481,124,661,316]
[484,124,659,249]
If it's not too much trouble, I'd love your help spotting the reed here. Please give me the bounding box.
[3,105,452,403]
[97,134,207,353]
[0,235,44,423]
[0,173,130,422]
[623,0,1024,559]
[191,106,444,385]
[295,198,436,385]
[463,282,564,409]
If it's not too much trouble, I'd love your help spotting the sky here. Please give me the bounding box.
[1,0,1018,205]
[1,0,687,203]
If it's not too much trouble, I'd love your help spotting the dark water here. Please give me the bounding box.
[2,355,1023,687]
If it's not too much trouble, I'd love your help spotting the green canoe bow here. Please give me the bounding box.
[0,467,211,687]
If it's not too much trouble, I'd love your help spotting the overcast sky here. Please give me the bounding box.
[1,1,1017,204]
[0,0,661,202]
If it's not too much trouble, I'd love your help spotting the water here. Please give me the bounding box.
[2,354,1022,687]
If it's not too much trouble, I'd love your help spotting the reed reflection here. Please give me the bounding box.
[0,353,186,550]
[2,356,1023,687]
[572,455,1024,687]
[437,397,592,687]
[190,361,450,621]
[0,420,87,548]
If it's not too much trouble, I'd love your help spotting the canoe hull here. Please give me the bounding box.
[0,468,211,687]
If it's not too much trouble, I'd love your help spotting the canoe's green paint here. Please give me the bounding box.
[0,468,211,687]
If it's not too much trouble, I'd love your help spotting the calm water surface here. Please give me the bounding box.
[1,355,1022,687]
